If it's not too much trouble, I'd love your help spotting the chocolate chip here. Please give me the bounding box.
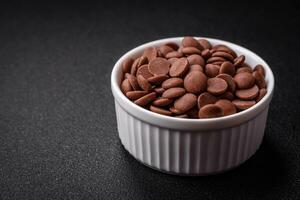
[187,54,205,66]
[234,72,255,89]
[157,49,163,57]
[126,91,149,100]
[159,45,174,57]
[138,56,148,67]
[165,42,179,50]
[136,64,153,79]
[199,104,224,118]
[162,87,186,99]
[137,75,152,91]
[220,61,235,76]
[236,85,259,100]
[153,87,165,94]
[127,74,140,90]
[210,61,224,66]
[207,77,228,95]
[134,92,156,107]
[236,66,253,74]
[122,58,134,73]
[152,98,173,107]
[207,56,226,64]
[213,45,237,58]
[130,57,140,75]
[184,71,207,94]
[218,91,234,101]
[181,47,202,55]
[186,107,199,118]
[124,73,131,79]
[150,105,172,116]
[205,64,220,78]
[215,99,236,116]
[201,49,211,59]
[169,57,189,77]
[198,39,212,49]
[165,51,183,59]
[121,79,133,94]
[174,93,197,113]
[253,71,266,89]
[232,99,256,110]
[147,75,169,85]
[182,36,203,50]
[168,57,179,64]
[254,64,265,77]
[212,51,235,61]
[189,64,203,72]
[162,78,183,89]
[131,56,148,75]
[169,106,185,115]
[210,49,217,54]
[197,92,218,108]
[240,62,251,69]
[148,57,170,76]
[217,73,236,93]
[143,47,157,62]
[234,55,245,67]
[256,88,267,102]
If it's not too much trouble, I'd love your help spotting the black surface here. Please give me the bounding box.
[0,1,299,199]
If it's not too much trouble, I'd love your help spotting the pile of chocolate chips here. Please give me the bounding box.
[120,37,267,119]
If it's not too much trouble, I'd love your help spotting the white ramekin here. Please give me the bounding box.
[111,37,275,176]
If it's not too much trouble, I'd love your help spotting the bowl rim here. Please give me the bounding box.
[111,37,275,130]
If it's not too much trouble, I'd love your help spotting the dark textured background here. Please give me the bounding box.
[0,1,299,199]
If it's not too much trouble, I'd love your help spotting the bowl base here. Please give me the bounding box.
[121,140,261,176]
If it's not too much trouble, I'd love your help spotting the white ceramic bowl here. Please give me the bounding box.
[111,37,274,175]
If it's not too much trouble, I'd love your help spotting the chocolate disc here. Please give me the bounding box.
[207,77,228,95]
[162,87,186,99]
[184,71,207,94]
[199,104,224,118]
[169,57,189,77]
[148,57,170,76]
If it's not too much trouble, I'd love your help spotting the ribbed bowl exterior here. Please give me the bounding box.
[115,100,269,175]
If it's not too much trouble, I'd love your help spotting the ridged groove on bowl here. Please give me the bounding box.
[115,100,268,175]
